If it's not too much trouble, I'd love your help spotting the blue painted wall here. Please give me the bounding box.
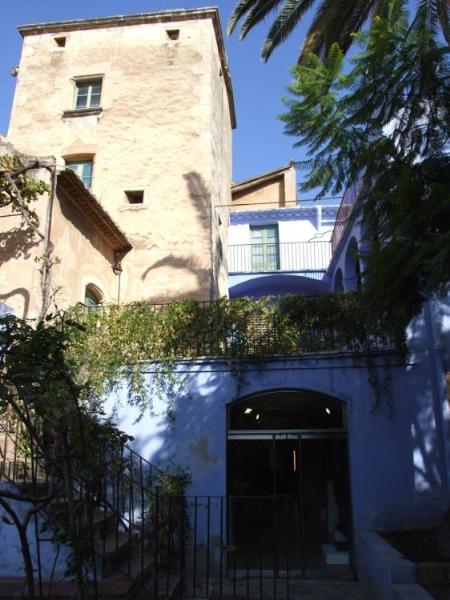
[105,333,450,534]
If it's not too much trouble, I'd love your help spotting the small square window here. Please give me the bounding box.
[54,36,66,47]
[66,159,93,188]
[166,29,180,40]
[125,190,144,205]
[74,79,102,110]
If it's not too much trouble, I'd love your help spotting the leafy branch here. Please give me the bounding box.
[281,0,450,320]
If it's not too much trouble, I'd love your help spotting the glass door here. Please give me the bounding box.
[250,225,280,271]
[227,434,352,576]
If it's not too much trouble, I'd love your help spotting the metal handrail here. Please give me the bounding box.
[228,240,331,274]
[330,179,366,254]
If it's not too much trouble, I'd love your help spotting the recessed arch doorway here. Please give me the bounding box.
[227,389,352,576]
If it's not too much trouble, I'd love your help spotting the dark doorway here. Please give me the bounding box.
[227,391,352,577]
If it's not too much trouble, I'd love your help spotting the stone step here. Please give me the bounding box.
[322,543,350,565]
[0,571,181,599]
[97,530,140,576]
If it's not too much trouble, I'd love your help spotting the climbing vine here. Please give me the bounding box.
[65,293,408,413]
[0,154,49,235]
[0,291,408,596]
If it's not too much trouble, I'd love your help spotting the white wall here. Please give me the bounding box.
[229,216,332,273]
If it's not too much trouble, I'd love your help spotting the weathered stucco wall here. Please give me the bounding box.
[0,165,50,319]
[0,171,119,318]
[209,23,231,298]
[50,182,119,308]
[0,139,120,318]
[8,13,233,303]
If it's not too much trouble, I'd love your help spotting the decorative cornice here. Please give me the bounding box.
[230,206,338,225]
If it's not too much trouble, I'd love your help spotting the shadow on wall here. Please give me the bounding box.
[140,255,210,303]
[109,350,450,529]
[140,171,214,302]
[406,306,450,514]
[109,362,231,496]
[0,288,31,320]
[0,225,40,266]
[0,211,36,321]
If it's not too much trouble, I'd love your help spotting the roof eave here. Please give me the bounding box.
[232,163,294,193]
[57,169,132,255]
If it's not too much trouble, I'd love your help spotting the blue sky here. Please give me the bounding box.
[0,1,320,194]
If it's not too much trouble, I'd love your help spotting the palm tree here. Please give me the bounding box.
[228,0,449,62]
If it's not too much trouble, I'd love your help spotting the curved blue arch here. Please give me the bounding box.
[229,274,329,299]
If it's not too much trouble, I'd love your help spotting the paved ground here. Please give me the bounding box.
[187,577,371,599]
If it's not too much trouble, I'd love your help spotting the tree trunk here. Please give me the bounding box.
[17,522,36,600]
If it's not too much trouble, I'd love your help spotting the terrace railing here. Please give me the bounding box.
[74,295,401,359]
[229,241,331,276]
[330,180,366,255]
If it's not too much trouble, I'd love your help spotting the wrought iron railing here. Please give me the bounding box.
[2,409,356,598]
[0,421,162,597]
[73,295,401,358]
[139,493,353,598]
[330,180,366,255]
[229,241,331,275]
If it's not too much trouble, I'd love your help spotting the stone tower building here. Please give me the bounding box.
[7,8,235,305]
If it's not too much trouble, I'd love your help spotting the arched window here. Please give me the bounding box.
[84,284,103,309]
[344,238,361,291]
[228,389,345,431]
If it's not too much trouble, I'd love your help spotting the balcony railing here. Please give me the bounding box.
[330,179,366,254]
[229,241,332,275]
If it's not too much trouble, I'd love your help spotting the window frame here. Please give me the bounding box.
[250,224,280,272]
[73,77,103,110]
[83,284,103,311]
[65,159,94,189]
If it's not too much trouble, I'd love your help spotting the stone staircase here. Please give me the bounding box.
[0,446,182,599]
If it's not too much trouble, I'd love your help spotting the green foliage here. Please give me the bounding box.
[229,0,449,62]
[147,464,192,567]
[153,464,192,497]
[281,0,450,320]
[63,294,407,414]
[0,313,131,589]
[0,155,48,229]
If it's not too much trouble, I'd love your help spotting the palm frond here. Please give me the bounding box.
[436,0,450,43]
[239,0,286,40]
[227,0,262,36]
[412,0,450,42]
[301,0,385,62]
[261,0,316,60]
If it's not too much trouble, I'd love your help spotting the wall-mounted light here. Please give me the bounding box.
[325,407,331,415]
[256,414,260,421]
[244,408,252,414]
[112,262,123,276]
